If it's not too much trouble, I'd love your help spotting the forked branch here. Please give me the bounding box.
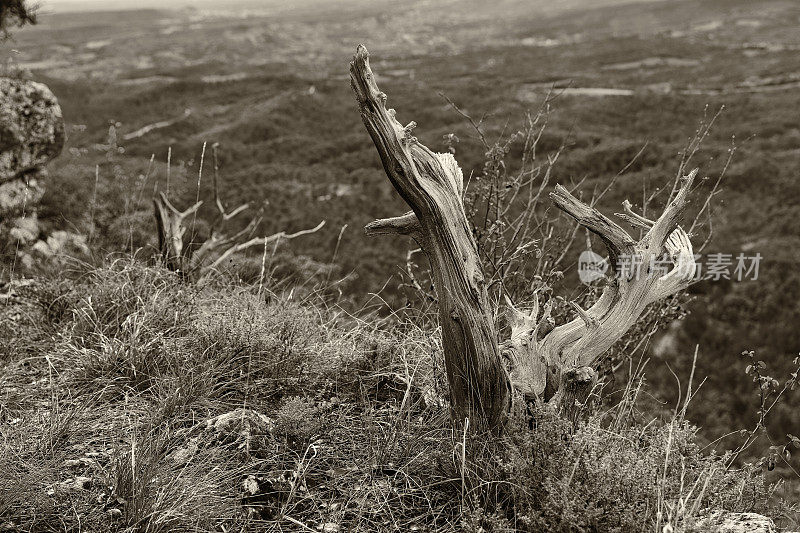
[506,170,698,406]
[204,220,326,276]
[153,147,324,281]
[153,192,202,273]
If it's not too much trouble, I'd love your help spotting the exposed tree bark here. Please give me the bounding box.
[556,366,597,427]
[505,172,697,419]
[153,193,202,275]
[351,45,697,431]
[153,148,324,281]
[352,45,511,432]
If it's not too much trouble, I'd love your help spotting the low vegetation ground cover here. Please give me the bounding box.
[0,261,795,531]
[2,0,800,529]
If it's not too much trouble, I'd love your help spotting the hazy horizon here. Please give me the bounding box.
[39,0,291,13]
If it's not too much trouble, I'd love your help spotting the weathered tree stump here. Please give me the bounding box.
[351,44,698,432]
[153,144,325,281]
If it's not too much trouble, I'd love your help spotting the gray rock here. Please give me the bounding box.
[691,511,775,533]
[0,78,65,183]
[56,476,92,491]
[175,408,275,454]
[0,169,45,217]
[4,214,39,245]
[16,230,89,270]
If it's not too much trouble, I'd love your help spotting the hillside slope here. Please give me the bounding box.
[2,0,799,505]
[0,261,787,531]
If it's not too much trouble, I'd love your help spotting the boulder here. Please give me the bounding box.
[0,78,65,183]
[171,408,275,463]
[0,78,68,270]
[16,229,89,270]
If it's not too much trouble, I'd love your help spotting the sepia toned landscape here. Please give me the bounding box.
[1,0,799,530]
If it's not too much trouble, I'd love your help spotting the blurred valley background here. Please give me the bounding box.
[5,0,800,463]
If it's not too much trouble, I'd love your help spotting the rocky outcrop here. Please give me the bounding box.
[0,77,68,267]
[0,78,64,183]
[171,409,275,464]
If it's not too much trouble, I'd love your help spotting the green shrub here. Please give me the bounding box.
[273,396,323,442]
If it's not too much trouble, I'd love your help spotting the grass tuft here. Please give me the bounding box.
[0,259,791,531]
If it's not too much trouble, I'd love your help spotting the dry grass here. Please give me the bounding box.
[0,260,788,531]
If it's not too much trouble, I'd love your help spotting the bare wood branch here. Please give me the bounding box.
[505,170,698,406]
[154,142,323,283]
[191,215,262,269]
[569,301,599,330]
[153,192,202,274]
[644,168,697,249]
[504,294,537,342]
[202,220,326,276]
[651,226,696,301]
[501,293,548,399]
[550,184,636,270]
[615,199,655,229]
[365,211,422,240]
[352,45,510,431]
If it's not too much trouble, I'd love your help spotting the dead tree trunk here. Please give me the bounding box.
[154,145,324,281]
[352,45,511,432]
[351,45,697,431]
[153,193,202,275]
